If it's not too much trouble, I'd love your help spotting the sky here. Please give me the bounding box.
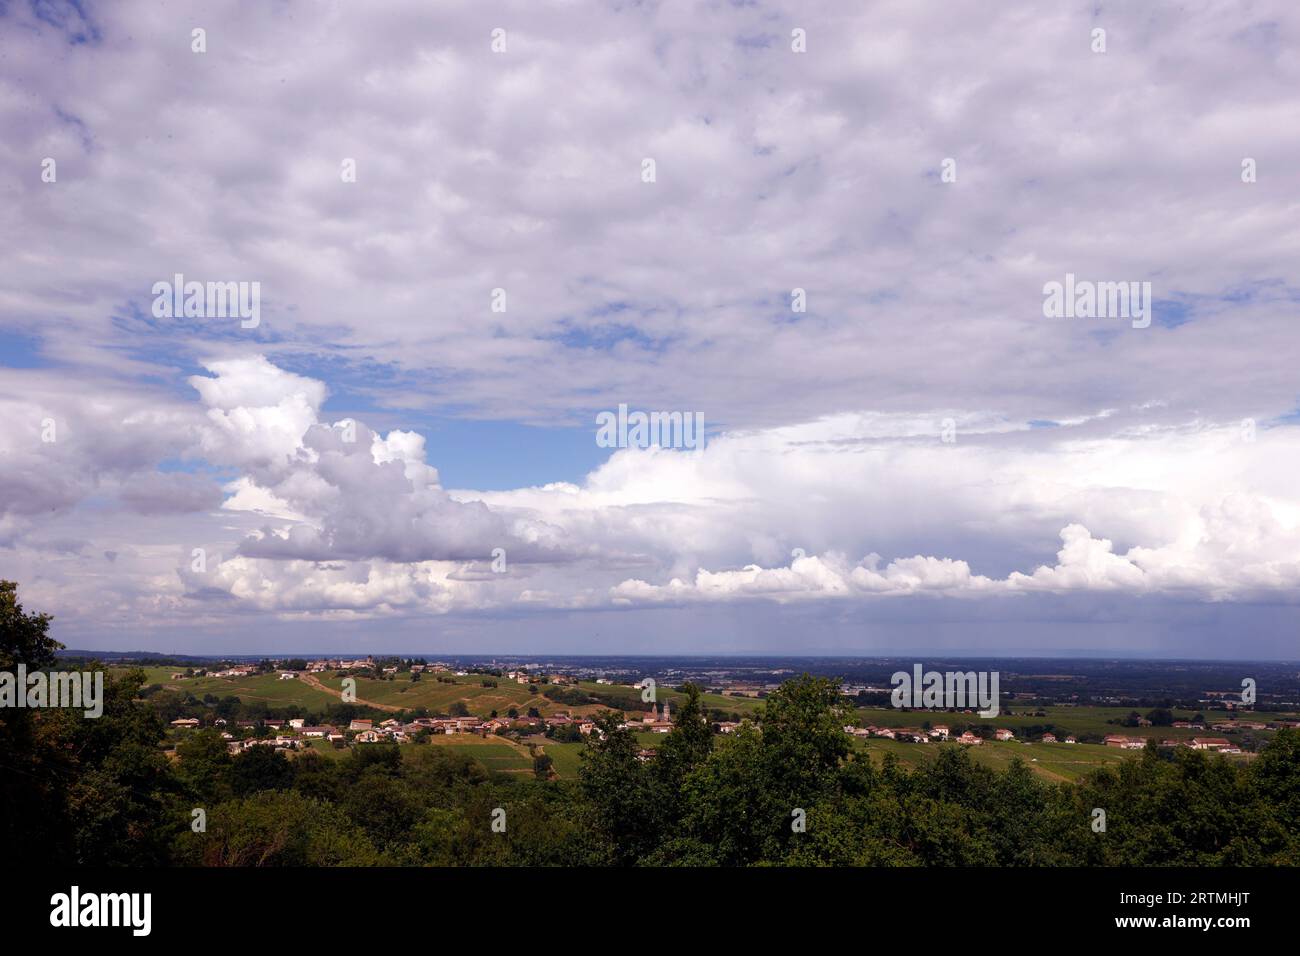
[2,0,1300,659]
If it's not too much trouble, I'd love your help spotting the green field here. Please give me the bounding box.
[574,681,765,718]
[130,667,564,718]
[308,672,560,716]
[133,668,340,710]
[847,736,1255,782]
[530,738,585,779]
[849,704,1290,744]
[304,734,534,773]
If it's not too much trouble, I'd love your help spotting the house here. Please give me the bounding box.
[1190,737,1231,751]
[874,727,897,740]
[1064,736,1077,744]
[995,728,1015,741]
[170,718,200,728]
[349,719,373,731]
[289,718,305,729]
[278,672,296,680]
[354,730,383,743]
[1041,733,1057,743]
[957,732,982,745]
[635,748,658,762]
[929,725,950,740]
[170,673,186,680]
[1104,735,1146,750]
[300,726,332,738]
[429,717,480,734]
[717,721,741,734]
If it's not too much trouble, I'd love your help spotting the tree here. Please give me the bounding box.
[175,791,379,866]
[0,579,61,669]
[578,711,663,864]
[654,683,713,821]
[0,581,71,859]
[175,729,234,803]
[229,744,294,796]
[1145,707,1174,727]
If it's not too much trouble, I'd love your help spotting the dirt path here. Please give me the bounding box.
[298,672,402,712]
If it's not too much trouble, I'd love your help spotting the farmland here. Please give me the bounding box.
[849,703,1293,745]
[305,735,535,774]
[124,664,1292,787]
[573,680,765,717]
[132,667,568,717]
[133,667,340,710]
[852,737,1132,782]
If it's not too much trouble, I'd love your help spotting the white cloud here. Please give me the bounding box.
[3,2,1300,653]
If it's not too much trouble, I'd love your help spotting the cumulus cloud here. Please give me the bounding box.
[171,356,1300,617]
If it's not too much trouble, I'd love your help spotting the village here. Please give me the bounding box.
[167,662,683,756]
[842,721,1249,753]
[162,659,1292,761]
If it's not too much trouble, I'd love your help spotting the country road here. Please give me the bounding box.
[297,672,403,712]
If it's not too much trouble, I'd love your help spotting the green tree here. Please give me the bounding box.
[577,711,663,864]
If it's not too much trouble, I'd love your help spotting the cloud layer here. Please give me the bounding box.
[2,1,1299,654]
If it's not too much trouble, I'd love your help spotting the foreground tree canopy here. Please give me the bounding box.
[3,581,1298,866]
